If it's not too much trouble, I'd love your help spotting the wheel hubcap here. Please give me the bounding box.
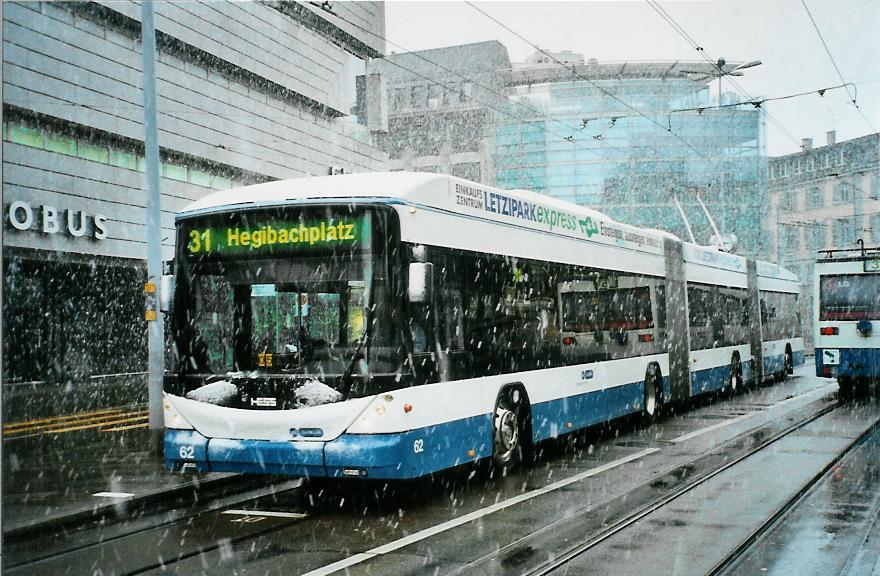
[645,381,657,415]
[495,407,519,454]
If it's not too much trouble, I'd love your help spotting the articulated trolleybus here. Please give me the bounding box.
[164,173,803,479]
[814,242,880,395]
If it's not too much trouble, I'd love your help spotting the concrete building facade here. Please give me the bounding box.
[371,41,511,183]
[768,131,880,348]
[2,1,387,401]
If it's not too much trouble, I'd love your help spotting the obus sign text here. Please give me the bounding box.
[7,200,109,240]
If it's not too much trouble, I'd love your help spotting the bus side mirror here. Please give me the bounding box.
[160,274,175,313]
[408,262,433,303]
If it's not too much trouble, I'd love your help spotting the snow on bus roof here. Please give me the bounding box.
[180,172,794,277]
[180,171,620,223]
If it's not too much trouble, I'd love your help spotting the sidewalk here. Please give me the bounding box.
[2,408,236,536]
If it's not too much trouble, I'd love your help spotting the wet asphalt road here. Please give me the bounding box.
[7,367,880,576]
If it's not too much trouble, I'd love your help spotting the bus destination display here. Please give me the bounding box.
[184,216,368,256]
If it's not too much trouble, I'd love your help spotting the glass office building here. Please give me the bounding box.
[496,59,767,258]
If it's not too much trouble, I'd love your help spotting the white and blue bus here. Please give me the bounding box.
[163,172,803,479]
[814,243,880,395]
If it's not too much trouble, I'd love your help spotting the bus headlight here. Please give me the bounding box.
[163,394,195,430]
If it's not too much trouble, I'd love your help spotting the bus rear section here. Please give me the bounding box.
[814,246,880,394]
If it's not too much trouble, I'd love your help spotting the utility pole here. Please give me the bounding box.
[141,0,164,455]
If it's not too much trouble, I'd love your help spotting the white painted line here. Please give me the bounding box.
[671,383,838,444]
[222,509,308,519]
[671,414,753,443]
[773,383,837,407]
[93,492,135,499]
[301,447,660,576]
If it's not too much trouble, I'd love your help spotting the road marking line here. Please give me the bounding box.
[301,447,659,576]
[670,383,838,444]
[671,414,753,443]
[222,509,308,519]
[93,492,135,499]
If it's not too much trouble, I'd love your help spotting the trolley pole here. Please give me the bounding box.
[141,0,165,456]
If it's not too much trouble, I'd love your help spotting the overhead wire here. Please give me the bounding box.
[463,0,765,229]
[645,0,802,149]
[464,0,720,168]
[799,0,877,132]
[301,1,633,163]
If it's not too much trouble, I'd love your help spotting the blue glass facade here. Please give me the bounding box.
[495,75,767,257]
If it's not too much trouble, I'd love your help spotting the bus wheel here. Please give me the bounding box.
[493,387,530,472]
[643,364,663,424]
[784,347,794,376]
[838,376,853,399]
[730,354,742,394]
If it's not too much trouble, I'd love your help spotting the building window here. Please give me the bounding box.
[807,224,825,249]
[3,119,244,191]
[393,88,408,110]
[343,51,365,116]
[873,215,880,243]
[163,163,188,182]
[871,174,879,200]
[45,132,77,156]
[78,141,109,164]
[832,218,855,246]
[9,124,43,147]
[833,181,852,204]
[782,226,800,251]
[110,149,138,170]
[805,186,823,208]
[451,162,481,182]
[778,189,794,211]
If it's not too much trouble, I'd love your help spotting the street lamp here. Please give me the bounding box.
[681,58,762,104]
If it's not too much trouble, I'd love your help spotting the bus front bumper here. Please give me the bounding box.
[164,428,433,479]
[815,347,880,379]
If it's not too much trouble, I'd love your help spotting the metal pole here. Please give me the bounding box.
[141,0,165,456]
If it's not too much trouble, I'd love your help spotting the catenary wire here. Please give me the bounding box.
[799,0,877,132]
[645,0,802,149]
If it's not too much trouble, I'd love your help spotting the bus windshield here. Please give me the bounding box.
[171,206,403,403]
[819,274,880,320]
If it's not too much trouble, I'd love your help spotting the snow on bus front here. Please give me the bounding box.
[165,373,375,442]
[165,205,401,442]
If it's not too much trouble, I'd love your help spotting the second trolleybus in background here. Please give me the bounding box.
[814,242,880,395]
[163,172,803,479]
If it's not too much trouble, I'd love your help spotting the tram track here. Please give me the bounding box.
[517,399,879,576]
[6,379,859,576]
[3,475,305,575]
[447,396,847,576]
[709,417,880,576]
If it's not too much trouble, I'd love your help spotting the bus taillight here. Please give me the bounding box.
[563,336,577,346]
[820,327,839,335]
[638,334,654,342]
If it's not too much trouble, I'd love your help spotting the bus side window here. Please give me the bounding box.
[654,285,666,329]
